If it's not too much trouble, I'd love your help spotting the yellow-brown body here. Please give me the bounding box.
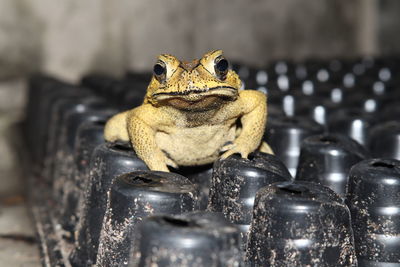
[104,50,273,171]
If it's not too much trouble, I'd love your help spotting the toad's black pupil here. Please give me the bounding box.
[153,64,165,76]
[216,59,228,72]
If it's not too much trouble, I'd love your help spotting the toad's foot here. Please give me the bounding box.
[220,142,252,159]
[220,140,274,159]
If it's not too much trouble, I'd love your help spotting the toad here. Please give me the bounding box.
[104,50,273,171]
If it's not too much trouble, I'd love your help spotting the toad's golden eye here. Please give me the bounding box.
[214,56,229,80]
[153,61,167,82]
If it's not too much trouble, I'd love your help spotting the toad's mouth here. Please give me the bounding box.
[152,86,238,102]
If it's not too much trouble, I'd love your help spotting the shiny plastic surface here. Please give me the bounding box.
[247,181,356,266]
[347,159,400,265]
[96,171,199,267]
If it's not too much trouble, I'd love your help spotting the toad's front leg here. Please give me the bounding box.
[104,111,130,142]
[221,90,273,159]
[126,105,177,172]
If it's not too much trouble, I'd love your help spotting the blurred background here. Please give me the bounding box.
[0,0,399,265]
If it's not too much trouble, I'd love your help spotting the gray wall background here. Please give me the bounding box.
[0,0,389,82]
[0,0,399,195]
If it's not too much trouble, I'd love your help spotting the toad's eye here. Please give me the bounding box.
[214,56,229,80]
[153,61,167,82]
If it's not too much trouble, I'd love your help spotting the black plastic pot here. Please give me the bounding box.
[368,121,400,160]
[327,108,377,145]
[45,96,107,183]
[96,170,199,267]
[69,142,148,266]
[58,119,108,235]
[296,134,369,197]
[129,212,243,267]
[246,181,357,266]
[175,164,213,210]
[27,75,90,168]
[208,152,292,242]
[52,106,116,214]
[346,159,400,265]
[264,115,324,176]
[42,93,92,180]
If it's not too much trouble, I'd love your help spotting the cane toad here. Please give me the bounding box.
[104,50,273,171]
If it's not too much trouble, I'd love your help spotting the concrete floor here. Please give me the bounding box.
[0,99,41,266]
[0,195,41,267]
